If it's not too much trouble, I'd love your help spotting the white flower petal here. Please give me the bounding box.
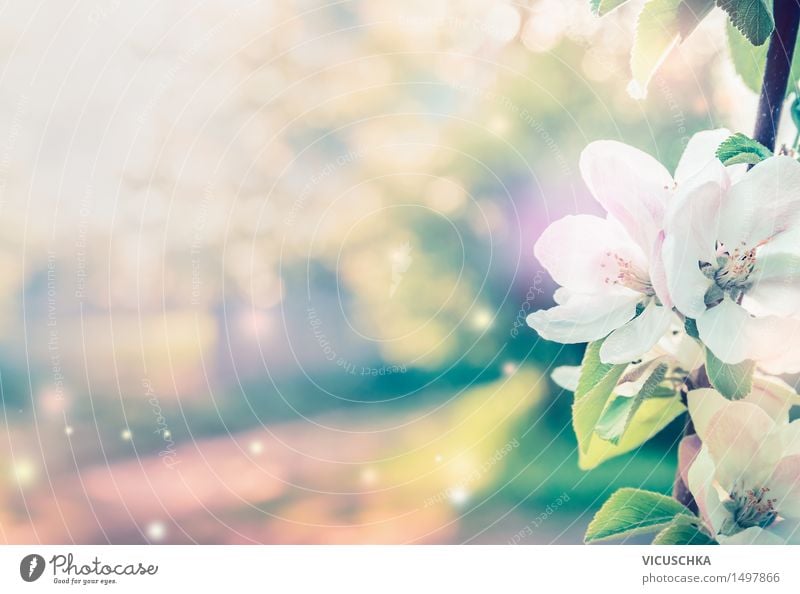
[718,155,800,249]
[674,128,731,188]
[718,526,785,545]
[662,181,721,318]
[580,140,672,252]
[599,301,672,364]
[526,292,639,344]
[744,279,800,318]
[696,297,792,365]
[653,321,704,371]
[764,518,800,544]
[534,215,647,295]
[745,237,800,317]
[551,365,580,391]
[553,287,572,305]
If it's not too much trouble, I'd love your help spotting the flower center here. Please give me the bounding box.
[721,486,777,535]
[602,252,654,295]
[700,242,757,305]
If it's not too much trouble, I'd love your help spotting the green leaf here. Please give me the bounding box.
[572,342,686,469]
[578,393,685,469]
[594,395,637,444]
[573,361,628,453]
[726,10,800,95]
[791,94,800,138]
[683,317,699,339]
[717,0,774,46]
[727,21,769,92]
[572,340,626,457]
[653,515,718,544]
[715,132,772,165]
[590,0,632,15]
[595,363,669,444]
[585,488,694,543]
[705,348,755,400]
[575,341,620,401]
[649,385,680,398]
[629,0,714,97]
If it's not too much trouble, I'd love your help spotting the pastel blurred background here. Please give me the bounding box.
[0,0,760,543]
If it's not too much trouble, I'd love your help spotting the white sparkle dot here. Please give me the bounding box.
[449,487,469,506]
[626,79,647,100]
[435,455,443,463]
[146,521,166,542]
[12,459,37,486]
[121,429,132,441]
[162,430,171,439]
[487,115,509,135]
[64,425,74,436]
[249,441,263,455]
[502,362,517,376]
[361,467,378,485]
[472,309,493,329]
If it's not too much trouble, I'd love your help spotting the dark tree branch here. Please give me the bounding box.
[753,0,800,152]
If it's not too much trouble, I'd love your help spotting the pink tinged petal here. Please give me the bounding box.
[678,434,702,489]
[526,292,639,344]
[598,301,672,364]
[758,335,800,375]
[704,401,779,491]
[717,155,800,249]
[534,214,648,295]
[718,526,786,545]
[674,128,731,188]
[696,297,792,365]
[688,447,728,534]
[687,388,729,443]
[662,181,722,318]
[744,375,800,424]
[755,223,800,255]
[649,231,672,308]
[579,140,672,252]
[767,455,800,518]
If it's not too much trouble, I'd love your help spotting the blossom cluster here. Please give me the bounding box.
[528,130,800,544]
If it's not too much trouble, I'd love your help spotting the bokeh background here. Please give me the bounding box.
[0,0,765,543]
